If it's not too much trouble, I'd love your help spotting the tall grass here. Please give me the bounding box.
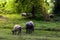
[0,14,60,29]
[0,14,60,40]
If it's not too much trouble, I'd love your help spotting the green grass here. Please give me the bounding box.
[0,29,60,40]
[0,14,60,40]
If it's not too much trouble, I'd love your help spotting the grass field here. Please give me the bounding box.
[0,14,60,40]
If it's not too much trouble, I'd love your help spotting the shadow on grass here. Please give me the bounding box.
[0,37,6,40]
[18,17,44,21]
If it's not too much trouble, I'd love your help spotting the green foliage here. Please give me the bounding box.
[0,0,55,18]
[44,0,54,14]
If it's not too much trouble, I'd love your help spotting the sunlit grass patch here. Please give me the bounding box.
[3,14,22,19]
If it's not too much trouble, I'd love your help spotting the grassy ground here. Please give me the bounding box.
[0,14,60,40]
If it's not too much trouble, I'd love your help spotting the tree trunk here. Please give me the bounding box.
[31,5,36,18]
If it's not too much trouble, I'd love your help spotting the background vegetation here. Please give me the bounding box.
[0,0,54,14]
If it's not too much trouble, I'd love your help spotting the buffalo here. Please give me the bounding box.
[26,21,34,34]
[12,24,21,35]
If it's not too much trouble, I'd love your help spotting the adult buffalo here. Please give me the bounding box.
[26,21,34,34]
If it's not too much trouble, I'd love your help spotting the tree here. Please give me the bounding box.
[53,0,60,16]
